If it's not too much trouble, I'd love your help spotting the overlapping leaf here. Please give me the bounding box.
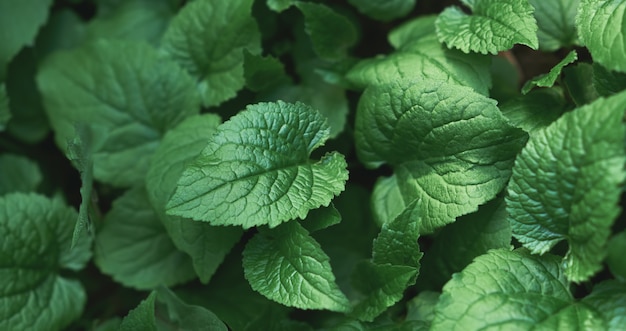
[529,0,579,51]
[522,50,577,94]
[577,0,626,72]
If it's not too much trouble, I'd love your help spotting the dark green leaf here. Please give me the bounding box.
[0,154,42,195]
[528,0,579,51]
[500,87,567,132]
[522,50,577,94]
[347,0,416,22]
[593,62,626,96]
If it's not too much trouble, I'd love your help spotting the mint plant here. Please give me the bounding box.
[1,0,625,330]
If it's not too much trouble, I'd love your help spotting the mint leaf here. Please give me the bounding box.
[347,0,416,22]
[606,231,626,280]
[34,9,86,59]
[267,0,294,12]
[0,82,9,130]
[371,175,406,227]
[300,204,342,233]
[146,114,242,283]
[577,0,626,72]
[522,50,577,94]
[355,78,527,232]
[388,15,437,49]
[582,280,626,329]
[406,291,440,324]
[167,101,348,229]
[436,0,539,54]
[593,63,626,97]
[372,201,422,268]
[295,2,358,61]
[161,0,261,107]
[0,154,42,195]
[119,292,157,331]
[507,91,626,282]
[155,287,227,331]
[529,0,580,51]
[37,40,200,187]
[244,51,292,92]
[67,124,95,248]
[85,0,174,44]
[95,186,196,289]
[500,87,567,132]
[563,63,600,106]
[242,221,350,312]
[419,198,511,289]
[0,0,52,77]
[432,249,588,330]
[0,193,91,331]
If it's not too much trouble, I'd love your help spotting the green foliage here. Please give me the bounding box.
[2,0,626,329]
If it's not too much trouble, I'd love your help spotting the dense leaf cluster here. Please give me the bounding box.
[1,0,625,330]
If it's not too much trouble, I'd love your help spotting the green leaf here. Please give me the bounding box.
[350,261,418,322]
[435,0,539,54]
[347,0,416,22]
[0,82,9,130]
[37,40,200,187]
[582,280,626,330]
[370,175,407,227]
[95,186,196,290]
[295,2,358,61]
[577,0,626,72]
[155,287,227,331]
[522,50,577,94]
[419,198,511,289]
[267,0,294,12]
[0,0,52,77]
[355,78,527,232]
[167,101,349,229]
[507,91,626,282]
[606,231,626,280]
[593,62,626,97]
[372,201,422,268]
[489,55,521,103]
[500,87,567,132]
[388,15,437,50]
[119,292,157,331]
[160,0,261,107]
[242,221,350,312]
[243,51,292,92]
[300,204,342,233]
[528,0,580,51]
[85,0,174,44]
[562,63,600,106]
[146,114,243,283]
[431,249,602,330]
[0,193,91,331]
[34,9,86,59]
[406,291,440,324]
[66,124,95,248]
[0,154,42,195]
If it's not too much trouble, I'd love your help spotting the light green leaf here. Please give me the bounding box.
[0,82,9,130]
[0,0,52,77]
[146,114,243,283]
[95,186,196,290]
[355,78,527,232]
[155,287,227,331]
[577,0,626,72]
[522,50,577,94]
[606,231,626,280]
[372,201,422,268]
[528,0,580,51]
[85,0,174,44]
[119,292,157,331]
[242,221,350,312]
[431,249,606,330]
[0,193,91,331]
[267,0,294,12]
[37,40,200,187]
[243,51,292,92]
[582,280,626,330]
[300,204,342,233]
[295,2,358,61]
[593,62,626,97]
[406,291,440,324]
[388,15,437,50]
[370,175,407,227]
[167,101,348,229]
[347,0,416,22]
[0,154,42,195]
[562,63,600,106]
[435,0,539,54]
[161,0,261,107]
[507,91,626,282]
[350,261,419,322]
[419,198,511,289]
[500,87,567,133]
[66,124,95,248]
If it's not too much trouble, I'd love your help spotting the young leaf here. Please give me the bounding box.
[167,101,349,229]
[388,15,437,50]
[242,221,350,312]
[431,249,603,330]
[593,63,626,97]
[372,201,422,268]
[0,193,91,331]
[295,2,358,61]
[577,0,626,72]
[0,82,9,130]
[300,204,342,233]
[37,40,200,187]
[267,0,294,12]
[67,124,95,248]
[371,175,407,227]
[119,292,157,331]
[146,114,243,283]
[347,0,416,22]
[528,0,579,51]
[355,78,527,232]
[0,154,42,195]
[606,231,626,280]
[160,0,261,107]
[95,186,196,290]
[500,87,567,133]
[521,50,577,94]
[155,287,227,331]
[0,0,52,77]
[243,51,292,92]
[507,91,626,282]
[435,0,539,54]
